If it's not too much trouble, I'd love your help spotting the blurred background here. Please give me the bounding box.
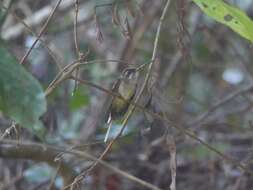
[0,0,253,189]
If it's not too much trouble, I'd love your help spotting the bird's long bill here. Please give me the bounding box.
[104,114,112,143]
[136,63,147,72]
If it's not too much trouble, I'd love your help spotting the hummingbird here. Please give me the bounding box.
[104,67,140,142]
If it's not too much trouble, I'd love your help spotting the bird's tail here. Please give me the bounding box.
[104,114,112,143]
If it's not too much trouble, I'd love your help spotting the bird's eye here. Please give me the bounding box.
[123,69,135,78]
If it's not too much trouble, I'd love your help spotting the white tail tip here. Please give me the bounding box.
[104,114,112,143]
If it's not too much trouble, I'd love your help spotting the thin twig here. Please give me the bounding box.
[68,76,253,175]
[19,0,63,65]
[119,1,160,64]
[1,5,62,70]
[0,122,16,140]
[166,135,176,190]
[1,0,76,40]
[0,0,15,27]
[0,140,77,186]
[73,0,81,95]
[0,139,163,190]
[70,0,172,186]
[45,59,130,97]
[46,53,252,176]
[48,162,61,190]
[74,0,80,56]
[187,83,253,128]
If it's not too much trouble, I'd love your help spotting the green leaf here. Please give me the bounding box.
[0,44,47,135]
[193,0,253,43]
[70,87,89,110]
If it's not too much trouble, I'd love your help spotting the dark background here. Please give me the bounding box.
[0,0,253,189]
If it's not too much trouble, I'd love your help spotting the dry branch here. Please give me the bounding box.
[0,139,163,190]
[0,140,77,187]
[1,0,75,40]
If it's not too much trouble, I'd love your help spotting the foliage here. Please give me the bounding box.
[0,43,47,136]
[193,0,253,43]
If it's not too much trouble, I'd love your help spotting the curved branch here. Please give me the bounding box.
[0,139,163,190]
[0,140,77,186]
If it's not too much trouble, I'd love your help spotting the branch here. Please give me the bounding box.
[74,0,80,56]
[187,83,253,128]
[71,1,172,185]
[119,1,161,66]
[0,140,77,187]
[0,139,163,190]
[0,0,15,27]
[45,59,129,97]
[45,55,252,175]
[19,0,63,65]
[1,5,62,70]
[1,0,75,40]
[69,76,253,175]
